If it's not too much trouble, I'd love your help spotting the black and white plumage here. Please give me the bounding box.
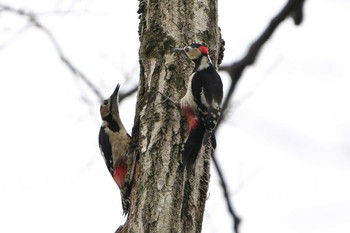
[98,84,131,190]
[174,43,223,167]
[99,84,132,215]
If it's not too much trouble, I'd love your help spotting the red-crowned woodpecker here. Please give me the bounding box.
[99,84,131,213]
[174,43,223,167]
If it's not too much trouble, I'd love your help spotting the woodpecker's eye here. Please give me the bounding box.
[103,100,108,105]
[185,47,190,52]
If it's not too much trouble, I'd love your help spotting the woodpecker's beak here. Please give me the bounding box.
[112,84,121,97]
[110,84,121,110]
[173,48,185,53]
[173,47,187,60]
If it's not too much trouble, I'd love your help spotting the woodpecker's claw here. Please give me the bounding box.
[157,91,179,108]
[122,198,130,216]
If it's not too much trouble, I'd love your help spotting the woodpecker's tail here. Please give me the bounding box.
[182,122,205,168]
[202,130,211,146]
[202,130,217,149]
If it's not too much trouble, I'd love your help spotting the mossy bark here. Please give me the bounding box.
[119,0,222,232]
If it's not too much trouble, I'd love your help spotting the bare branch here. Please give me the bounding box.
[119,86,138,103]
[219,0,306,121]
[0,3,104,101]
[214,1,307,232]
[212,152,241,233]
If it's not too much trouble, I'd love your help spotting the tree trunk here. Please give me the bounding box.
[120,0,222,232]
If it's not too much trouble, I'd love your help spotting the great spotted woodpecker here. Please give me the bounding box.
[98,84,131,212]
[174,43,223,167]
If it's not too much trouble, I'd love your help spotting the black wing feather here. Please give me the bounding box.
[98,126,113,175]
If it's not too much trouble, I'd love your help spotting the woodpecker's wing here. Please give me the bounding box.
[201,67,223,104]
[98,126,114,175]
[202,102,221,146]
[192,66,223,113]
[193,66,223,145]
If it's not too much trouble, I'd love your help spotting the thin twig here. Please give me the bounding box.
[0,25,30,50]
[0,4,104,101]
[119,86,138,103]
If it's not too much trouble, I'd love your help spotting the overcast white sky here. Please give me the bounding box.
[0,0,350,233]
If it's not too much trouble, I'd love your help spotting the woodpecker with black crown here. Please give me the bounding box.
[173,43,223,168]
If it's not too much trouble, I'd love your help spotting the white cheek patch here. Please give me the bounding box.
[187,48,201,60]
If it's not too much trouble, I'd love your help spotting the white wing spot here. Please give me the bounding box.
[200,88,210,107]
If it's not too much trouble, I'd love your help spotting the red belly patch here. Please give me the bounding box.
[182,106,198,133]
[113,163,127,189]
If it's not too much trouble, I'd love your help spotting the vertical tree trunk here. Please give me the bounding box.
[120,0,222,232]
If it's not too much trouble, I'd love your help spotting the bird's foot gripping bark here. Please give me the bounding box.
[157,91,180,111]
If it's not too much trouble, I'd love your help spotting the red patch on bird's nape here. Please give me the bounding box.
[113,164,127,190]
[199,45,208,55]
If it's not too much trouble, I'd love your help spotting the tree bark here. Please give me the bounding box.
[120,0,222,232]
